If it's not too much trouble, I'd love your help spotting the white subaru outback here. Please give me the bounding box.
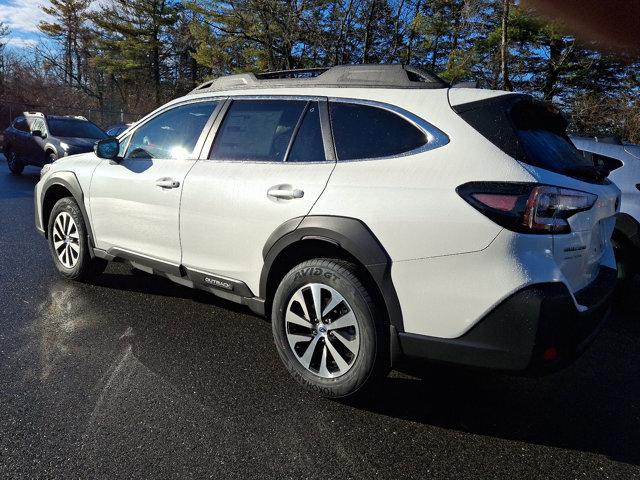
[35,65,620,398]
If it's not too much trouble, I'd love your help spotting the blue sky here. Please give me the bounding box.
[0,0,51,50]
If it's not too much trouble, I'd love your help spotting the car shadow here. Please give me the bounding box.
[91,267,264,319]
[96,266,640,466]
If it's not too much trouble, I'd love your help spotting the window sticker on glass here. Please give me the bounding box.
[210,100,306,162]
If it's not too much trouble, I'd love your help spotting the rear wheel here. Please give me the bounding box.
[47,151,58,164]
[271,258,389,398]
[6,149,24,175]
[47,197,107,281]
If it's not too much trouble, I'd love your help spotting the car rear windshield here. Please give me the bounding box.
[48,118,107,139]
[510,101,594,174]
[453,97,606,183]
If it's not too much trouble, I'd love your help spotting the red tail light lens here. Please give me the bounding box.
[457,182,597,234]
[471,193,519,212]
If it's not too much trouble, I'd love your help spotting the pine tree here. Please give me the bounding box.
[39,0,92,85]
[91,0,178,105]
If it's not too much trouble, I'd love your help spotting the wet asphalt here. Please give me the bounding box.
[0,157,639,480]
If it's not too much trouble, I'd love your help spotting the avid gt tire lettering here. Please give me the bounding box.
[293,267,339,282]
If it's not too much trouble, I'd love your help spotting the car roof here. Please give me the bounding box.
[45,115,89,121]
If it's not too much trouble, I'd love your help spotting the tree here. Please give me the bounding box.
[499,0,512,90]
[0,22,9,91]
[39,0,92,85]
[6,0,635,142]
[189,0,342,73]
[91,0,178,105]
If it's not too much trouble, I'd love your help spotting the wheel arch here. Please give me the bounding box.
[44,144,58,157]
[260,216,404,332]
[41,173,95,253]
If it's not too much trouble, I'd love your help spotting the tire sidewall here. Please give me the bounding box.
[6,149,24,174]
[47,198,89,279]
[272,261,378,398]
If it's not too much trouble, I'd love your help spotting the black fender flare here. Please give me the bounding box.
[260,215,404,332]
[41,172,96,253]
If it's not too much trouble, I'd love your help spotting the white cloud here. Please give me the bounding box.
[0,0,52,34]
[5,36,39,49]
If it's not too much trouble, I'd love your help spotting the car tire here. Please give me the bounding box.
[47,151,58,163]
[47,197,107,281]
[6,148,24,175]
[271,258,389,398]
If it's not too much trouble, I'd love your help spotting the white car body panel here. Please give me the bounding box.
[90,158,197,265]
[180,160,335,293]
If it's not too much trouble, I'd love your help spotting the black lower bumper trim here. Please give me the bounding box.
[398,267,617,372]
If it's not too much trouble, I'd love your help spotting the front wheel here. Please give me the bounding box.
[271,258,389,398]
[6,149,24,175]
[47,197,107,281]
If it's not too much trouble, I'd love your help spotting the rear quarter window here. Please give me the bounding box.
[329,102,428,160]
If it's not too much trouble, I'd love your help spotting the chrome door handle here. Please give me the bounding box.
[267,186,304,200]
[156,178,180,189]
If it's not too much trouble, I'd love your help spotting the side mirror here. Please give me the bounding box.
[95,137,120,161]
[31,129,46,138]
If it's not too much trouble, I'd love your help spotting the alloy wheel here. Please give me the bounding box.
[52,211,80,268]
[285,283,360,378]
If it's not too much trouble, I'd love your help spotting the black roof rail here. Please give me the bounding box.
[189,64,449,94]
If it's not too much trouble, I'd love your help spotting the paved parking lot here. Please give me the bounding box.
[1,156,639,479]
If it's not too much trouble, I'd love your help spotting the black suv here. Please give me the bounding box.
[2,112,107,174]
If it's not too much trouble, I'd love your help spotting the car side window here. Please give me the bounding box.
[14,117,29,132]
[209,100,306,162]
[125,101,218,159]
[329,102,428,161]
[31,119,46,134]
[287,102,326,162]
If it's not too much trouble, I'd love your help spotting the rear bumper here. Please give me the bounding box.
[398,266,617,373]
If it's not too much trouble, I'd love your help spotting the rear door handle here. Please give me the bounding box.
[267,186,304,200]
[156,177,180,189]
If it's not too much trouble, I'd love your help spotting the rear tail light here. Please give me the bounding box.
[457,182,597,234]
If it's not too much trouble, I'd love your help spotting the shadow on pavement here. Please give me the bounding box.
[96,267,640,467]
